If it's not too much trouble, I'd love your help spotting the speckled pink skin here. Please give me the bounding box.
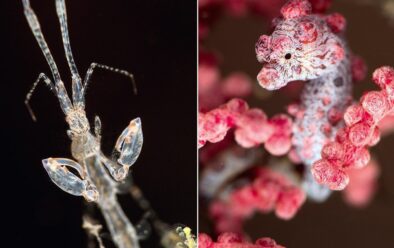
[255,0,352,200]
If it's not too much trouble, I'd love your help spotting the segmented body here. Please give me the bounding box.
[294,54,352,200]
[255,0,352,200]
[72,132,140,248]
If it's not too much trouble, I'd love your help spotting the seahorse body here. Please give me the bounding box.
[255,0,352,201]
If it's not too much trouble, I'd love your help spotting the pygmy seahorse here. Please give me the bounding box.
[255,0,352,201]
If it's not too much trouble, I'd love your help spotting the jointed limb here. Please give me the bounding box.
[115,118,143,169]
[25,72,73,121]
[94,116,102,140]
[100,153,126,181]
[42,157,99,202]
[83,63,138,95]
[23,0,74,115]
[82,215,105,248]
[100,118,143,182]
[25,73,55,121]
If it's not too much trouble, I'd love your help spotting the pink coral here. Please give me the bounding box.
[351,55,367,82]
[280,0,312,19]
[312,66,394,190]
[325,13,346,33]
[198,232,284,248]
[199,99,293,156]
[209,168,305,233]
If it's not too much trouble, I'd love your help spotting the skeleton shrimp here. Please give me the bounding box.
[23,1,143,247]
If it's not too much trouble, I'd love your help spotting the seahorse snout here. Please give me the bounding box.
[257,66,286,90]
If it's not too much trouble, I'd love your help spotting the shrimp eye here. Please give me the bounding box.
[285,53,292,60]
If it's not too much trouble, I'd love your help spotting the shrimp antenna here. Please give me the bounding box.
[22,0,62,83]
[55,0,85,107]
[55,0,80,78]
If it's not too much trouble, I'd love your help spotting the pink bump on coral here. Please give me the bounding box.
[351,55,367,82]
[235,109,272,148]
[198,233,214,248]
[198,110,232,148]
[309,160,328,182]
[198,98,250,147]
[221,73,253,98]
[309,0,332,13]
[325,13,346,33]
[254,177,283,211]
[199,64,220,94]
[343,104,364,126]
[373,66,394,88]
[361,91,389,121]
[265,134,292,156]
[226,98,250,114]
[230,185,259,216]
[348,122,372,147]
[217,232,244,243]
[321,141,344,162]
[275,187,306,219]
[255,238,281,248]
[264,114,293,155]
[311,159,349,190]
[343,159,380,207]
[270,114,293,136]
[312,66,394,190]
[280,0,312,19]
[198,232,284,248]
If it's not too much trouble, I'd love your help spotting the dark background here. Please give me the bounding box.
[200,1,394,247]
[0,1,196,247]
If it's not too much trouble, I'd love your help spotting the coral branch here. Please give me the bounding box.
[311,66,394,190]
[199,99,293,156]
[198,232,284,248]
[209,168,305,234]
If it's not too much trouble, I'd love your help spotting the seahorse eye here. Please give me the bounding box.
[285,53,292,60]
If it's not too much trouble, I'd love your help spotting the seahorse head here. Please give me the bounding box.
[255,0,346,90]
